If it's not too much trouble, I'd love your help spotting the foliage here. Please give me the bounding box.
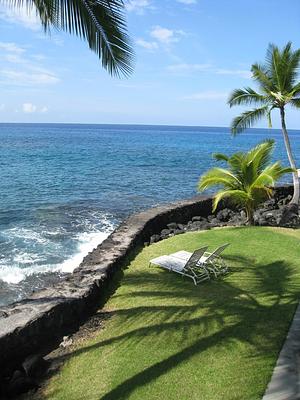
[228,42,300,206]
[2,0,134,76]
[198,140,293,224]
[228,42,300,133]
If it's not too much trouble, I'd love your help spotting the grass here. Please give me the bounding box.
[39,227,300,400]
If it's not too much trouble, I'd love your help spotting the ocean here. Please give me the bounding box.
[0,123,299,306]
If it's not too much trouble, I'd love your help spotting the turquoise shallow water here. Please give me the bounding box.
[0,123,299,305]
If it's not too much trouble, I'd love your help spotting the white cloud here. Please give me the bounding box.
[126,0,151,13]
[22,103,37,113]
[215,69,252,79]
[40,106,48,113]
[0,42,25,54]
[0,104,5,111]
[177,0,197,4]
[0,4,41,31]
[150,26,185,45]
[183,90,228,100]
[1,69,59,86]
[136,38,158,50]
[0,41,60,86]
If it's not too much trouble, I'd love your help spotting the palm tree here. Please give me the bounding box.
[3,0,133,77]
[228,42,300,206]
[198,140,293,225]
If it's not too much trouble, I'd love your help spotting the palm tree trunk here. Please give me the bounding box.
[246,205,254,225]
[280,107,299,205]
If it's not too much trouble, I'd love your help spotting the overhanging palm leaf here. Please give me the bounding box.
[231,106,270,134]
[198,140,292,225]
[228,87,266,107]
[3,0,134,76]
[229,42,300,205]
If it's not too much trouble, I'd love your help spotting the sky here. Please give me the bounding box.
[0,0,300,127]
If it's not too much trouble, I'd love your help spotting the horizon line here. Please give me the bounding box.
[0,122,299,132]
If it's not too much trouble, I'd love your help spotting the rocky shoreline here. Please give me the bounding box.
[149,187,299,245]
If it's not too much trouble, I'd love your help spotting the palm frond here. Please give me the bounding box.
[290,82,300,97]
[3,0,134,77]
[230,106,270,135]
[266,43,284,92]
[213,153,229,162]
[265,42,300,94]
[212,189,250,212]
[290,97,300,108]
[245,139,275,172]
[251,162,294,189]
[228,87,267,107]
[251,63,273,92]
[198,168,241,192]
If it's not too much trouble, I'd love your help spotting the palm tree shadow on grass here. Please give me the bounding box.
[47,255,300,400]
[97,257,299,400]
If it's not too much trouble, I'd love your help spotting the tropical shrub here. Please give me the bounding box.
[198,140,293,225]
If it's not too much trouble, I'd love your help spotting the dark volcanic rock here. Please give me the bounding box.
[150,234,161,244]
[217,208,232,222]
[167,222,178,230]
[192,216,203,222]
[174,229,184,235]
[279,203,299,226]
[160,229,172,238]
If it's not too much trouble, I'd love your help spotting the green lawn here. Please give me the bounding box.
[41,227,300,400]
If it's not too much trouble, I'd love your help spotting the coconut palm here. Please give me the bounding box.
[198,140,293,225]
[2,0,133,76]
[228,42,300,206]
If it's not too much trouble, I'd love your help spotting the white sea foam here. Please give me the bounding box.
[59,230,111,273]
[0,219,114,284]
[4,227,49,244]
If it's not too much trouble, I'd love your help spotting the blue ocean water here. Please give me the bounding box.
[0,123,299,305]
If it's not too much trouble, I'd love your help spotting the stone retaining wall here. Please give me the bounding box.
[0,194,216,379]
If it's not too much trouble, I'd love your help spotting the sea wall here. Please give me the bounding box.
[0,185,294,381]
[0,193,217,379]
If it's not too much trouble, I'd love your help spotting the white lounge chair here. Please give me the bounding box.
[149,247,210,285]
[200,243,229,277]
[173,243,229,278]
